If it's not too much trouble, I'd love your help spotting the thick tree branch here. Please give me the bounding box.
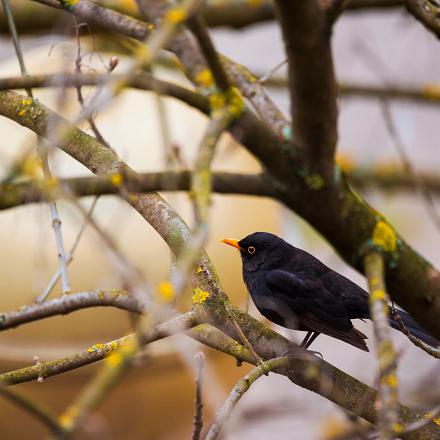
[0,0,405,35]
[192,296,439,440]
[405,0,440,38]
[0,299,437,439]
[275,0,338,182]
[4,165,440,212]
[0,88,439,436]
[2,3,440,341]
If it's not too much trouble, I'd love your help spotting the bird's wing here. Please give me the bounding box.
[265,269,353,332]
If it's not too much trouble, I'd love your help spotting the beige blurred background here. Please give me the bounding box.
[1,5,440,439]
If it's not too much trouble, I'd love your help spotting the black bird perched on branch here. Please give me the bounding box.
[222,232,439,352]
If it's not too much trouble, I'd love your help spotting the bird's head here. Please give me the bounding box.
[222,232,292,272]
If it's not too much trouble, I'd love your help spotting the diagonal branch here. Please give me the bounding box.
[0,90,439,438]
[0,312,197,386]
[404,0,440,38]
[0,388,63,436]
[205,357,288,440]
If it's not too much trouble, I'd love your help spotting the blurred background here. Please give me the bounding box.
[1,2,440,438]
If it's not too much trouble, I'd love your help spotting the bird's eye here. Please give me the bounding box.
[247,246,256,254]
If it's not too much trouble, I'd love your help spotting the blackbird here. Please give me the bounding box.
[222,232,439,352]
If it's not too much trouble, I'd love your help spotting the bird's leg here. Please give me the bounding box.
[300,331,313,347]
[303,332,323,358]
[304,332,320,349]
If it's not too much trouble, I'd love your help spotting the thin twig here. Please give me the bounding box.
[355,39,440,236]
[0,388,64,436]
[389,305,440,358]
[188,13,230,92]
[364,251,399,440]
[192,110,233,222]
[1,0,70,294]
[73,17,113,150]
[36,196,100,303]
[380,101,440,233]
[205,357,288,440]
[192,351,205,440]
[185,10,262,368]
[57,336,140,437]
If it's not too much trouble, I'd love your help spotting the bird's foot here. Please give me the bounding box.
[306,349,323,359]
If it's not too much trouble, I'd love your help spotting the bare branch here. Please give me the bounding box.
[205,357,288,440]
[389,306,440,358]
[1,0,404,35]
[192,352,205,440]
[1,0,71,294]
[0,388,63,436]
[57,336,140,436]
[275,0,338,181]
[0,312,196,386]
[0,290,144,331]
[262,76,440,106]
[405,0,440,38]
[364,252,399,440]
[0,171,273,210]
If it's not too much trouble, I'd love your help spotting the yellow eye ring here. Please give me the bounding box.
[247,246,256,254]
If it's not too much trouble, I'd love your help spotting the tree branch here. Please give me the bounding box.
[405,0,440,38]
[205,357,288,440]
[0,312,197,386]
[0,0,405,35]
[0,290,144,330]
[0,388,63,436]
[0,171,274,211]
[262,76,440,106]
[192,297,439,440]
[274,0,338,182]
[365,252,399,440]
[0,86,439,437]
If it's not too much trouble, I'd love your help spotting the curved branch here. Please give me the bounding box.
[0,388,63,436]
[0,290,144,330]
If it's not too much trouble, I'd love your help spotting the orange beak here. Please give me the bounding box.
[221,238,241,250]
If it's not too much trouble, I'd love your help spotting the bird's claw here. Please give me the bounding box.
[307,349,323,359]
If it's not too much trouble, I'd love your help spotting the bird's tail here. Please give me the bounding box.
[388,309,439,347]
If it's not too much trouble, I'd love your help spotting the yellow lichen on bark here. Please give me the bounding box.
[192,288,210,305]
[372,220,397,252]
